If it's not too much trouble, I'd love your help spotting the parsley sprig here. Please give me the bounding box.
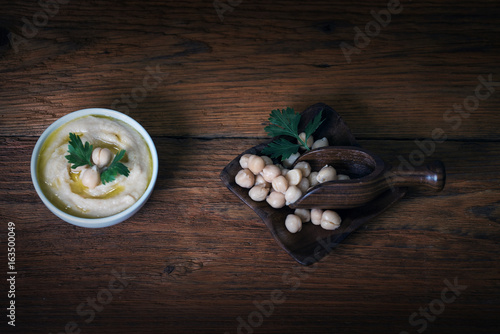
[65,133,130,186]
[100,149,130,184]
[65,133,93,169]
[261,107,324,161]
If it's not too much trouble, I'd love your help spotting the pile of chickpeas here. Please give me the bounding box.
[234,135,349,234]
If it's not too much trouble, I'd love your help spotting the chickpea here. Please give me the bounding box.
[254,174,270,188]
[308,172,319,187]
[312,137,329,149]
[239,154,252,169]
[294,161,311,178]
[298,132,314,150]
[271,175,288,194]
[92,147,112,169]
[285,168,302,186]
[235,168,255,188]
[311,208,323,225]
[260,164,281,183]
[294,209,311,223]
[297,177,310,193]
[73,165,89,172]
[337,174,350,180]
[317,165,337,183]
[285,185,302,206]
[248,185,270,202]
[261,155,273,165]
[248,155,266,175]
[266,191,286,209]
[282,152,300,168]
[80,165,100,189]
[285,214,302,233]
[321,210,342,230]
[321,220,339,230]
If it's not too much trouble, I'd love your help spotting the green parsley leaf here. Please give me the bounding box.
[261,138,301,160]
[65,133,93,169]
[262,107,324,161]
[100,150,130,185]
[264,107,301,138]
[304,108,324,141]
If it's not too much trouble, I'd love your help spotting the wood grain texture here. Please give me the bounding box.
[1,0,499,333]
[1,0,499,140]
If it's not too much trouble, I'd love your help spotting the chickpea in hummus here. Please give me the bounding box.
[37,115,153,218]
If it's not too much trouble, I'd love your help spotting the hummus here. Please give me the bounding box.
[37,115,152,218]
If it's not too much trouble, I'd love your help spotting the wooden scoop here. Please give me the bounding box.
[289,146,445,210]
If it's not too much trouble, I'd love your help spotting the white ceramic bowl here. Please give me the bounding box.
[31,108,159,228]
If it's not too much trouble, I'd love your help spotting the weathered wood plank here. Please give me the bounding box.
[1,1,499,139]
[1,136,498,333]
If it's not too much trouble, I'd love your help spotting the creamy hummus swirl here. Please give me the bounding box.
[38,115,152,218]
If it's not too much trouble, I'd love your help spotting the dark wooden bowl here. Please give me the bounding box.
[220,103,407,265]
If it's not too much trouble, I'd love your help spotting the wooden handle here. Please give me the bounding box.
[384,160,446,191]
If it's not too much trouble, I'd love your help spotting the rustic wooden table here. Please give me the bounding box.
[1,1,499,333]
